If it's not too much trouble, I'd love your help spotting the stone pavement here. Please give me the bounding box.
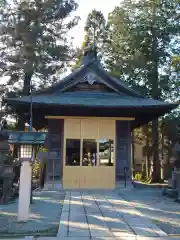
[116,186,180,235]
[1,181,180,240]
[37,237,180,240]
[0,190,64,235]
[55,190,169,239]
[1,237,180,240]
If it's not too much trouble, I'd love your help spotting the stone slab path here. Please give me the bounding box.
[56,190,169,239]
[117,187,180,236]
[37,237,180,240]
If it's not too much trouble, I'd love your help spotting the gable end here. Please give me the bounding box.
[61,70,120,94]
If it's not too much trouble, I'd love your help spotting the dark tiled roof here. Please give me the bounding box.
[36,62,143,98]
[4,50,178,113]
[6,91,177,108]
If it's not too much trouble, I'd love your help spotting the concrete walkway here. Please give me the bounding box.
[56,190,169,239]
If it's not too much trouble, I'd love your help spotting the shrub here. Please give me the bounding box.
[134,172,143,181]
[32,160,41,179]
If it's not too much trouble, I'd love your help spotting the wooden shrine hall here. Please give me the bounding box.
[5,49,178,189]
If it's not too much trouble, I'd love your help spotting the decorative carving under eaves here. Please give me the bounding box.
[81,72,99,85]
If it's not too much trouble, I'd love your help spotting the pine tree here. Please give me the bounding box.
[0,0,79,129]
[85,9,106,51]
[104,0,179,182]
[72,9,106,69]
[72,34,90,69]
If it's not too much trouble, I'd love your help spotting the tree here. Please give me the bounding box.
[72,9,106,69]
[0,0,79,129]
[172,55,180,72]
[104,0,179,182]
[72,34,90,69]
[85,9,106,51]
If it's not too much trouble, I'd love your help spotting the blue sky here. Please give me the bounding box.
[70,0,121,47]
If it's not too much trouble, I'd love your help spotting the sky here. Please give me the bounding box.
[69,0,121,47]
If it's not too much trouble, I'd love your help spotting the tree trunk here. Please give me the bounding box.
[17,71,33,130]
[161,122,165,180]
[145,124,150,179]
[151,119,161,182]
[150,0,161,182]
[132,131,135,177]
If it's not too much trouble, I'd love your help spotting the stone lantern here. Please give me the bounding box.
[0,115,14,204]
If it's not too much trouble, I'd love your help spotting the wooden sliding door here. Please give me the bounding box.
[63,117,116,189]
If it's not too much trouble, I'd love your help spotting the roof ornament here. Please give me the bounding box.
[80,71,99,85]
[82,47,97,65]
[83,73,97,85]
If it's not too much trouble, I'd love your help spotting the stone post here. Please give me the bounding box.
[17,160,32,222]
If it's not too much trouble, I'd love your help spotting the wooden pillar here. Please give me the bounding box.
[47,119,64,180]
[116,121,131,179]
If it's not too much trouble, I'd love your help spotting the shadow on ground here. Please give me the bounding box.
[116,187,180,235]
[59,190,168,238]
[0,190,64,236]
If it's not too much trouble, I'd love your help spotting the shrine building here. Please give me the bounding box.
[5,49,178,189]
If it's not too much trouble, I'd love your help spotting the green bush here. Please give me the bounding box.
[134,172,143,181]
[32,160,41,179]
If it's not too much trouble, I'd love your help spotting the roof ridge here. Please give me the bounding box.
[37,61,95,95]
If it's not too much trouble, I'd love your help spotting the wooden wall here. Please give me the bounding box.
[47,118,132,182]
[63,118,116,189]
[47,119,64,180]
[116,121,132,179]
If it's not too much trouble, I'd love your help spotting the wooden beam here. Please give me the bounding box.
[45,116,135,121]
